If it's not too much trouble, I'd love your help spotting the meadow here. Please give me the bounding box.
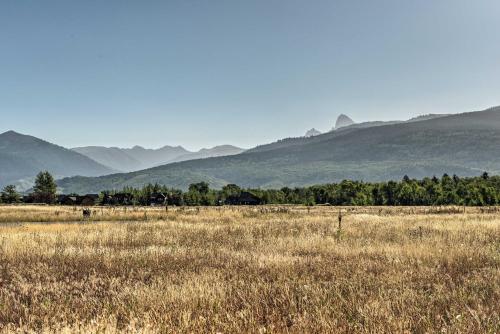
[0,205,498,333]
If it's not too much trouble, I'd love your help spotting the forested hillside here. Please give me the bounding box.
[58,107,500,193]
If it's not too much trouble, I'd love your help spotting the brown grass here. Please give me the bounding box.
[0,205,498,333]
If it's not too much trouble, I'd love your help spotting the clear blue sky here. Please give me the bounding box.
[1,0,499,150]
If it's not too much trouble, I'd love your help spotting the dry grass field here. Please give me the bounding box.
[0,205,498,333]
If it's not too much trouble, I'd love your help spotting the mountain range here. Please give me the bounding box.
[304,113,450,137]
[57,106,500,193]
[71,145,244,172]
[0,131,114,191]
[0,131,244,190]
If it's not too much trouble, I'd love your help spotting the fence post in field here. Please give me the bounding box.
[338,209,342,230]
[337,209,342,240]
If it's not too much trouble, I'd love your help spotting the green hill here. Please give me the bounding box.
[58,106,500,193]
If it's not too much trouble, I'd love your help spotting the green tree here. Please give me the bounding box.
[189,182,209,195]
[1,185,20,204]
[185,182,212,205]
[396,182,415,205]
[480,185,497,205]
[94,172,500,207]
[33,171,57,204]
[222,184,241,198]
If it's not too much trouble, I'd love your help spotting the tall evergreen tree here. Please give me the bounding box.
[33,171,57,204]
[1,185,20,204]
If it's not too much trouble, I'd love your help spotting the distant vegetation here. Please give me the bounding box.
[1,171,57,204]
[6,171,500,207]
[93,173,500,206]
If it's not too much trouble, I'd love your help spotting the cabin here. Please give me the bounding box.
[78,194,99,206]
[22,194,35,204]
[225,191,262,205]
[101,194,113,205]
[148,193,166,206]
[57,195,78,205]
[103,193,134,205]
[22,193,56,204]
[56,194,99,206]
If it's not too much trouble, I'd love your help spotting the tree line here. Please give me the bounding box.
[2,171,500,206]
[1,171,57,204]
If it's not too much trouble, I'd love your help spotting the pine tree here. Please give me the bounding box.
[1,185,20,204]
[33,171,57,204]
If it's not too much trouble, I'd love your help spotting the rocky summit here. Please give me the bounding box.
[334,114,355,129]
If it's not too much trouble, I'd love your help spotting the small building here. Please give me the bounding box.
[101,194,113,205]
[22,194,35,204]
[103,193,134,205]
[57,195,78,205]
[225,191,262,205]
[148,193,166,206]
[77,194,99,206]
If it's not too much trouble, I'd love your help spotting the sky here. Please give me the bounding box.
[1,0,500,150]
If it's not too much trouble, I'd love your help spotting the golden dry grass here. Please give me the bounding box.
[0,205,499,333]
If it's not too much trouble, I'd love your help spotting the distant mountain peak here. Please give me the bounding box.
[305,128,322,137]
[72,143,245,172]
[0,132,114,190]
[0,130,26,139]
[335,114,355,129]
[170,145,245,164]
[158,144,186,151]
[0,130,50,146]
[1,130,18,135]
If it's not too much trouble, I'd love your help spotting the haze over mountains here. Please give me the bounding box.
[0,130,245,189]
[0,131,114,191]
[2,108,498,193]
[57,106,500,193]
[72,145,244,172]
[0,130,248,190]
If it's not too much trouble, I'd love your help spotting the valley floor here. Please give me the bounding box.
[0,206,498,333]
